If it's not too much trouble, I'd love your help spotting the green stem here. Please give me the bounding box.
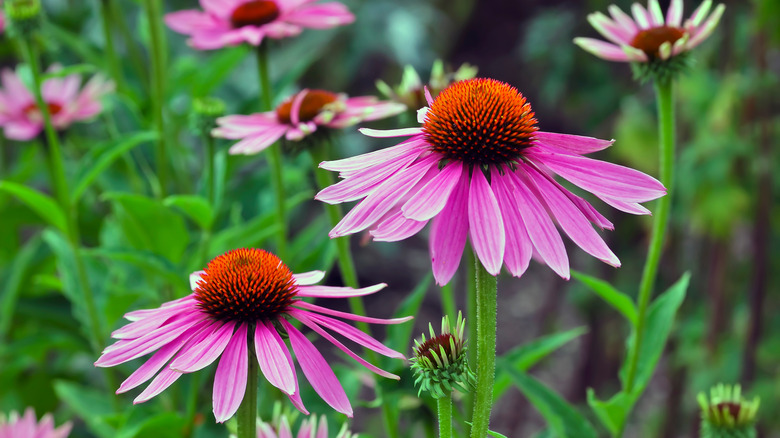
[470,255,497,438]
[109,0,148,91]
[464,250,477,415]
[237,338,258,438]
[255,43,288,259]
[438,392,453,438]
[440,282,457,322]
[98,0,124,93]
[623,78,675,395]
[143,0,168,198]
[205,134,216,206]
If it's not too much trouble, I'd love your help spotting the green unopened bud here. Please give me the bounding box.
[411,312,475,399]
[190,97,226,137]
[698,383,760,438]
[377,60,479,110]
[5,0,42,38]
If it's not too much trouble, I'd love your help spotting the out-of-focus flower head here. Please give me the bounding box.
[3,0,41,38]
[0,65,114,140]
[411,312,474,398]
[0,408,72,438]
[698,383,760,438]
[213,89,406,155]
[376,59,478,110]
[574,0,725,81]
[165,0,355,50]
[252,406,357,438]
[96,248,410,422]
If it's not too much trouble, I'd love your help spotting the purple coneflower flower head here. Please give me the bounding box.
[213,89,406,155]
[165,0,354,50]
[257,414,356,438]
[95,248,409,422]
[316,78,666,286]
[574,0,725,63]
[0,66,113,141]
[0,408,72,438]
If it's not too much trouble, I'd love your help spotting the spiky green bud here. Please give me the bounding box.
[5,0,42,38]
[410,312,475,399]
[190,97,226,137]
[698,384,760,438]
[376,60,478,109]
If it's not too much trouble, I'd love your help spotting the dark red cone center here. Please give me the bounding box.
[276,90,339,124]
[630,26,685,58]
[230,0,280,28]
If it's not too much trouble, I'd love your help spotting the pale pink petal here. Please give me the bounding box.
[189,271,205,290]
[429,165,469,286]
[213,323,249,423]
[468,168,505,276]
[523,164,620,267]
[275,323,309,415]
[370,210,428,242]
[169,321,235,372]
[490,168,533,277]
[4,121,42,141]
[587,12,634,44]
[117,331,189,393]
[507,170,570,279]
[281,319,352,417]
[631,3,652,29]
[686,0,712,27]
[227,126,288,155]
[278,417,294,438]
[666,0,684,27]
[533,131,614,155]
[320,136,427,175]
[687,4,725,49]
[597,195,652,215]
[201,0,242,18]
[164,10,224,35]
[296,283,387,298]
[573,38,632,62]
[608,4,639,35]
[283,3,355,28]
[133,367,184,403]
[293,270,325,285]
[299,310,406,359]
[402,160,463,221]
[255,321,296,395]
[359,127,424,138]
[293,301,413,325]
[212,113,281,138]
[647,0,665,26]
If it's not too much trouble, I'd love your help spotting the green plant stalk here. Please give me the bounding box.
[237,339,258,438]
[99,0,124,93]
[109,0,147,91]
[438,391,453,438]
[256,43,288,259]
[143,0,168,198]
[470,256,497,438]
[205,134,216,206]
[20,38,104,352]
[623,78,675,395]
[309,142,399,438]
[440,282,457,322]
[464,250,477,414]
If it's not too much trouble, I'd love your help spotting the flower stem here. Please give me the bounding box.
[438,392,453,438]
[255,43,288,259]
[204,134,216,206]
[237,339,258,438]
[98,0,124,93]
[624,78,675,394]
[143,0,168,198]
[470,255,497,438]
[440,282,456,322]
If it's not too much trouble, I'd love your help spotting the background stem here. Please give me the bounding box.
[143,0,168,198]
[470,255,497,438]
[99,0,124,93]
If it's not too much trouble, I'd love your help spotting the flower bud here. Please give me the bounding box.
[698,383,760,438]
[5,0,42,38]
[190,96,226,137]
[411,312,475,399]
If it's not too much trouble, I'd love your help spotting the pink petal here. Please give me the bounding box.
[608,5,639,35]
[429,165,469,286]
[533,131,614,155]
[255,321,296,395]
[134,367,184,404]
[370,210,428,242]
[299,310,406,359]
[631,3,652,29]
[490,168,533,277]
[293,300,413,325]
[213,323,249,423]
[319,136,426,175]
[282,3,355,28]
[164,10,223,35]
[227,126,288,155]
[666,0,684,27]
[296,283,387,298]
[573,37,632,62]
[468,168,505,276]
[169,321,236,372]
[597,195,652,215]
[359,127,424,138]
[281,319,352,417]
[293,270,325,285]
[402,160,463,221]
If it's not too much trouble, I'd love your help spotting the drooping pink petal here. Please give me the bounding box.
[523,163,620,267]
[429,165,470,286]
[587,12,633,44]
[300,310,406,359]
[468,168,505,276]
[164,10,224,34]
[169,321,236,372]
[213,323,249,423]
[507,170,570,279]
[596,195,652,215]
[370,210,428,242]
[228,126,288,155]
[133,367,184,404]
[573,37,632,62]
[687,4,725,49]
[359,127,424,138]
[290,309,399,379]
[533,131,614,155]
[255,321,296,395]
[608,5,638,35]
[296,283,387,298]
[293,270,325,285]
[281,319,352,417]
[402,160,463,221]
[293,300,413,325]
[212,113,281,138]
[319,136,426,175]
[490,168,533,277]
[283,3,355,28]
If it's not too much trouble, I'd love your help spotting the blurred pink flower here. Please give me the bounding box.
[213,88,406,155]
[0,408,72,438]
[96,248,409,422]
[165,0,354,50]
[0,66,114,141]
[574,0,725,62]
[258,414,355,438]
[316,78,667,286]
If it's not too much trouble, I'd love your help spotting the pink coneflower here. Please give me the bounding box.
[213,88,406,155]
[316,78,666,286]
[0,66,113,141]
[574,0,724,63]
[165,0,354,50]
[95,248,408,422]
[258,414,355,438]
[0,408,72,438]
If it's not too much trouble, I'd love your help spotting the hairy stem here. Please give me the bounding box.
[470,256,497,438]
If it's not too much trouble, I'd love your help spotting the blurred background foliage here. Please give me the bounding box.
[0,0,777,437]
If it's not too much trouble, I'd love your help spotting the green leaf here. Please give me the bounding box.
[192,46,250,97]
[164,195,214,230]
[464,422,509,438]
[72,132,158,202]
[54,380,118,438]
[43,23,103,67]
[572,270,637,325]
[494,327,588,400]
[587,389,635,437]
[102,193,190,263]
[0,181,67,232]
[42,64,98,80]
[0,236,42,339]
[82,248,187,294]
[508,369,597,438]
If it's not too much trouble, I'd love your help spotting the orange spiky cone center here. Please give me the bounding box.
[276,90,339,124]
